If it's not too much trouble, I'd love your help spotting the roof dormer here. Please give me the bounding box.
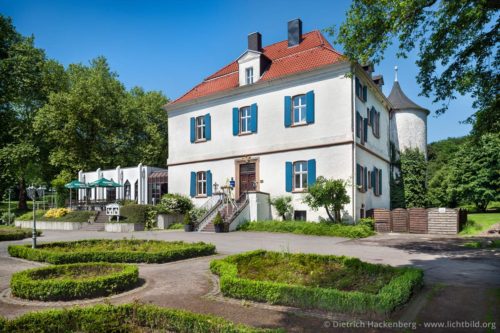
[238,32,270,86]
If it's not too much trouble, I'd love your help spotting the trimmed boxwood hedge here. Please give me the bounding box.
[11,262,139,301]
[8,239,216,264]
[0,303,282,333]
[0,226,41,241]
[210,250,423,314]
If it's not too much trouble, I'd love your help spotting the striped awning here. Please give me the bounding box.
[148,171,168,183]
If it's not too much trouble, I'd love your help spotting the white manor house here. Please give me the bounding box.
[165,19,428,226]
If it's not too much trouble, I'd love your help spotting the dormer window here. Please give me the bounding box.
[245,67,254,85]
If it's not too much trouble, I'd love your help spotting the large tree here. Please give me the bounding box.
[34,57,168,178]
[331,0,499,135]
[0,15,66,209]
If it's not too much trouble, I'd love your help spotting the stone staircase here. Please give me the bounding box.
[80,211,106,232]
[199,204,237,232]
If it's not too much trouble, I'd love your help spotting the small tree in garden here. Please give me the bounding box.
[303,177,350,223]
[270,196,293,221]
[158,193,193,215]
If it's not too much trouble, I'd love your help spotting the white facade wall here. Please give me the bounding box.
[78,164,166,204]
[168,64,391,222]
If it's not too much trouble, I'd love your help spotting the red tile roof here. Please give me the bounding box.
[170,31,345,105]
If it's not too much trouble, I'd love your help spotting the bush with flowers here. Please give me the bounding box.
[44,208,71,219]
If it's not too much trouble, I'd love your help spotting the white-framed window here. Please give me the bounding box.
[245,67,254,85]
[197,171,207,196]
[240,106,251,134]
[196,116,206,141]
[293,161,308,190]
[292,95,306,125]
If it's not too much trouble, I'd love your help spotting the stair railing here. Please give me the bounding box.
[225,192,250,225]
[194,193,225,231]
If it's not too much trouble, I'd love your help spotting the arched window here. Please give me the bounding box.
[134,180,138,202]
[124,180,131,200]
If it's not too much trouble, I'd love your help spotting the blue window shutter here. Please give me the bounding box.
[205,114,211,140]
[363,118,369,143]
[355,77,360,96]
[207,170,213,196]
[356,164,361,186]
[307,159,316,186]
[284,96,292,127]
[285,162,293,192]
[306,90,315,124]
[250,103,258,133]
[190,172,196,197]
[379,169,382,195]
[364,167,368,191]
[232,107,239,136]
[190,117,195,143]
[362,85,367,102]
[356,112,361,138]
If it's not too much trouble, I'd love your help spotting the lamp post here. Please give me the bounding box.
[8,188,12,225]
[26,185,37,249]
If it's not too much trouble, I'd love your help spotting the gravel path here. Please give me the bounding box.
[0,230,498,332]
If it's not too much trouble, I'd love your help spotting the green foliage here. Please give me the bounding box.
[16,210,94,222]
[399,149,428,208]
[213,211,224,226]
[8,239,216,264]
[332,1,499,135]
[0,304,281,333]
[238,220,374,238]
[463,240,500,249]
[157,193,194,215]
[1,212,15,225]
[450,133,500,212]
[210,250,423,314]
[302,176,350,222]
[270,196,293,220]
[183,213,192,225]
[10,262,138,301]
[145,208,158,230]
[168,223,184,230]
[119,204,153,224]
[0,226,40,241]
[358,217,375,230]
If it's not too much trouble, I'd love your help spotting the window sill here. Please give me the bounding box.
[292,189,307,193]
[194,139,207,143]
[195,195,207,198]
[290,122,309,128]
[356,96,367,103]
[238,132,253,136]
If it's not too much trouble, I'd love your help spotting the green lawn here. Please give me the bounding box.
[0,226,41,241]
[238,220,374,238]
[459,213,500,236]
[16,210,94,222]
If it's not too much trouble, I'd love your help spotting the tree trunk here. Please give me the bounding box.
[17,178,28,211]
[324,206,336,223]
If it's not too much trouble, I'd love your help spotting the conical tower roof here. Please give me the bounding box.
[388,67,429,114]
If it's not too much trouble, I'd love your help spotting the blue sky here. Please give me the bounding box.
[2,0,473,142]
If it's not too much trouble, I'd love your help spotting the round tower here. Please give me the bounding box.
[388,67,429,157]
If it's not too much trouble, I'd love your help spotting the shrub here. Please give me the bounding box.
[358,217,375,230]
[270,196,293,220]
[302,176,351,222]
[158,193,194,215]
[210,250,423,314]
[213,212,224,226]
[119,204,153,224]
[1,212,15,225]
[168,223,184,230]
[11,262,138,301]
[17,210,95,222]
[117,199,136,206]
[238,220,374,238]
[0,226,41,242]
[1,303,281,333]
[183,213,192,225]
[44,208,70,218]
[8,239,216,264]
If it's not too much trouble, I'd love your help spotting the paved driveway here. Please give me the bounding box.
[0,230,498,332]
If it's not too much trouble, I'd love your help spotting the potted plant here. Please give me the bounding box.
[183,213,193,232]
[213,212,224,233]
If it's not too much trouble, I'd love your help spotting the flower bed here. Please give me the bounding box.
[0,303,281,333]
[10,262,138,301]
[210,250,423,314]
[238,220,374,238]
[16,210,95,222]
[8,239,216,264]
[0,226,41,241]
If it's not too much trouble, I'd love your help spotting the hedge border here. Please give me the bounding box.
[210,250,423,314]
[8,239,216,264]
[0,227,41,242]
[0,303,282,333]
[10,262,139,301]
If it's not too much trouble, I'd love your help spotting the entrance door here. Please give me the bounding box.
[239,163,256,194]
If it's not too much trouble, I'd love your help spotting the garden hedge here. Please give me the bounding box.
[0,226,41,241]
[8,239,216,264]
[10,262,139,301]
[210,250,423,314]
[0,303,282,333]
